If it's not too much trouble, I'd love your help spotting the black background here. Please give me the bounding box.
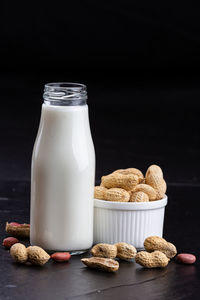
[1,1,200,184]
[1,2,200,299]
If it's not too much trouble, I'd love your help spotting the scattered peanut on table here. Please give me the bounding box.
[9,243,50,266]
[2,237,19,249]
[115,242,137,260]
[27,246,50,266]
[51,252,71,262]
[176,253,196,265]
[135,251,169,268]
[81,257,119,272]
[10,243,28,263]
[91,243,117,259]
[6,222,30,238]
[144,236,177,259]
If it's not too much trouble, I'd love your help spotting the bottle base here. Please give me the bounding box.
[45,248,90,255]
[69,249,89,256]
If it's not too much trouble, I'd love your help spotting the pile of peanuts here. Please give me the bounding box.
[94,164,167,202]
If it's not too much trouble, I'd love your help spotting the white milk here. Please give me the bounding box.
[30,99,95,252]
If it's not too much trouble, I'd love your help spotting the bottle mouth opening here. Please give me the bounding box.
[43,82,87,106]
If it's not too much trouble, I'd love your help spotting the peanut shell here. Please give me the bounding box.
[10,243,28,263]
[101,173,139,191]
[144,236,177,258]
[94,186,107,200]
[131,184,157,201]
[6,222,30,238]
[104,188,130,202]
[135,251,169,268]
[145,165,163,178]
[114,168,144,183]
[145,175,167,200]
[27,246,50,266]
[81,257,119,272]
[91,243,117,258]
[115,242,137,260]
[130,191,149,202]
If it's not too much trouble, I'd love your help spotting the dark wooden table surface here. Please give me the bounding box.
[0,77,200,299]
[0,182,200,300]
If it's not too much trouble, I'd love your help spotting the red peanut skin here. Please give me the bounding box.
[176,253,196,264]
[51,252,71,262]
[9,222,30,227]
[2,237,19,248]
[9,222,21,227]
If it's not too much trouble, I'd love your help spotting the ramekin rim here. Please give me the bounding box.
[94,195,168,210]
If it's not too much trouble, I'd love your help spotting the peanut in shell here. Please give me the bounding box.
[135,251,169,268]
[113,168,144,183]
[145,165,163,179]
[94,186,107,200]
[104,188,130,202]
[115,242,137,260]
[131,184,157,201]
[91,243,117,258]
[101,173,139,191]
[27,246,50,266]
[145,174,167,200]
[144,236,177,259]
[130,191,149,202]
[10,243,28,263]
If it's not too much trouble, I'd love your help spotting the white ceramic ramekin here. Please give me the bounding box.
[93,195,167,249]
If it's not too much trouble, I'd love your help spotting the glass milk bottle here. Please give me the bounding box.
[30,83,95,254]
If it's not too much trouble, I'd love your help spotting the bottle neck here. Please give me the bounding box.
[43,82,87,106]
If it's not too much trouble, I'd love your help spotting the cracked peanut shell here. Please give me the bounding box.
[81,257,119,272]
[135,251,169,268]
[144,236,177,258]
[91,243,117,258]
[115,242,137,260]
[130,191,149,202]
[131,184,157,201]
[101,173,139,191]
[6,222,30,238]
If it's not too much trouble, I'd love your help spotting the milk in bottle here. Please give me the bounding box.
[30,83,95,254]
